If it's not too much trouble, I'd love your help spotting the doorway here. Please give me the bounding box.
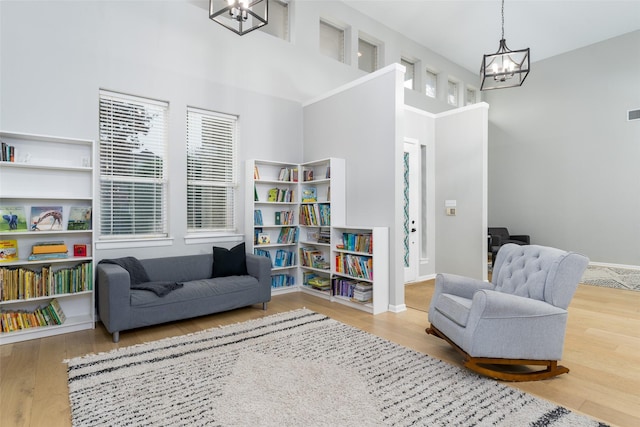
[403,140,420,283]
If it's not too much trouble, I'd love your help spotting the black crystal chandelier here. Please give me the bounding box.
[480,0,530,90]
[209,0,268,36]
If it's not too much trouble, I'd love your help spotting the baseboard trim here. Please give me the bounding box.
[388,304,407,313]
[589,262,640,271]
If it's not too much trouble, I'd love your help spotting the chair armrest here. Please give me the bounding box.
[471,290,565,318]
[97,263,132,334]
[435,273,494,300]
[462,289,569,359]
[510,234,530,245]
[246,253,272,301]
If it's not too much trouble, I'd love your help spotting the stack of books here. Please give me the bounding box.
[28,241,68,261]
[352,282,373,303]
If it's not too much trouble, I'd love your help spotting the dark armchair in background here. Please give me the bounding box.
[488,227,530,266]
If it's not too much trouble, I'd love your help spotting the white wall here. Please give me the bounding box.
[0,0,303,260]
[485,31,640,266]
[302,66,405,309]
[434,104,489,280]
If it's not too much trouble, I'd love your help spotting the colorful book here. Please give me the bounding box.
[27,253,69,261]
[301,187,317,203]
[30,206,63,231]
[49,298,66,323]
[67,206,92,230]
[0,240,18,262]
[257,233,271,245]
[0,206,28,231]
[32,242,68,254]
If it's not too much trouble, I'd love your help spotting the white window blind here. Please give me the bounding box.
[99,90,168,239]
[319,20,345,63]
[448,80,459,106]
[466,87,477,105]
[358,38,378,73]
[260,0,289,41]
[425,69,438,98]
[186,107,237,233]
[401,58,415,90]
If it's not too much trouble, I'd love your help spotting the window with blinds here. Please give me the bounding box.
[319,20,345,63]
[259,0,289,41]
[98,90,169,239]
[401,58,415,90]
[186,107,237,233]
[358,37,378,73]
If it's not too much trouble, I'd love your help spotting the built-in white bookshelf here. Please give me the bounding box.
[331,226,389,314]
[0,131,95,344]
[246,158,389,314]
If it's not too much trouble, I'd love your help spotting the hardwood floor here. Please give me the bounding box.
[1,283,638,427]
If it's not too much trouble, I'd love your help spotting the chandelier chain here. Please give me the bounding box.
[501,0,505,40]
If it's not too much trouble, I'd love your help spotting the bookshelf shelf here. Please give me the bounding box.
[0,131,95,344]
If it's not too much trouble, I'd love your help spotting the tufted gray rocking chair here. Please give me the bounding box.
[426,243,589,381]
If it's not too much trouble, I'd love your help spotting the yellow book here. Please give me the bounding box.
[32,244,68,254]
[0,240,18,262]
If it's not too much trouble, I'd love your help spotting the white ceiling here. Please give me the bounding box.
[342,0,640,73]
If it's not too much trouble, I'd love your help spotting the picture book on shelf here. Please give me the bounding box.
[30,206,63,231]
[0,206,28,231]
[301,187,317,203]
[257,233,271,245]
[0,240,18,262]
[67,206,92,230]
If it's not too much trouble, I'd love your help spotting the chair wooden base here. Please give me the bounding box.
[426,325,570,382]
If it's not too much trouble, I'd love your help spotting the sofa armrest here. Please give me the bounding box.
[97,263,132,335]
[246,253,272,301]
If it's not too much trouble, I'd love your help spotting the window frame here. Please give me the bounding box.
[259,0,289,41]
[401,58,416,90]
[319,19,346,63]
[425,68,438,98]
[186,106,239,235]
[97,90,169,243]
[357,36,378,73]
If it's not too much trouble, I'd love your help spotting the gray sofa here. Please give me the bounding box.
[97,253,271,342]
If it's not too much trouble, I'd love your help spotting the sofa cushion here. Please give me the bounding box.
[212,243,248,278]
[130,275,259,307]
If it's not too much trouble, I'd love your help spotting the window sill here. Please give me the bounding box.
[184,233,244,245]
[96,237,174,250]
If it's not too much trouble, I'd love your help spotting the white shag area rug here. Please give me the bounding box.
[581,265,640,291]
[66,309,608,427]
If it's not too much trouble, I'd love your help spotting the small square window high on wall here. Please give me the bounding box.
[466,87,477,105]
[425,69,437,98]
[260,0,289,41]
[401,58,415,90]
[447,80,459,106]
[319,20,345,63]
[358,38,378,73]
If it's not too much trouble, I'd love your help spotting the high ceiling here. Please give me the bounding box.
[342,0,640,73]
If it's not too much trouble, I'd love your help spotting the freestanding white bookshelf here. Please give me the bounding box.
[246,158,389,314]
[0,131,95,344]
